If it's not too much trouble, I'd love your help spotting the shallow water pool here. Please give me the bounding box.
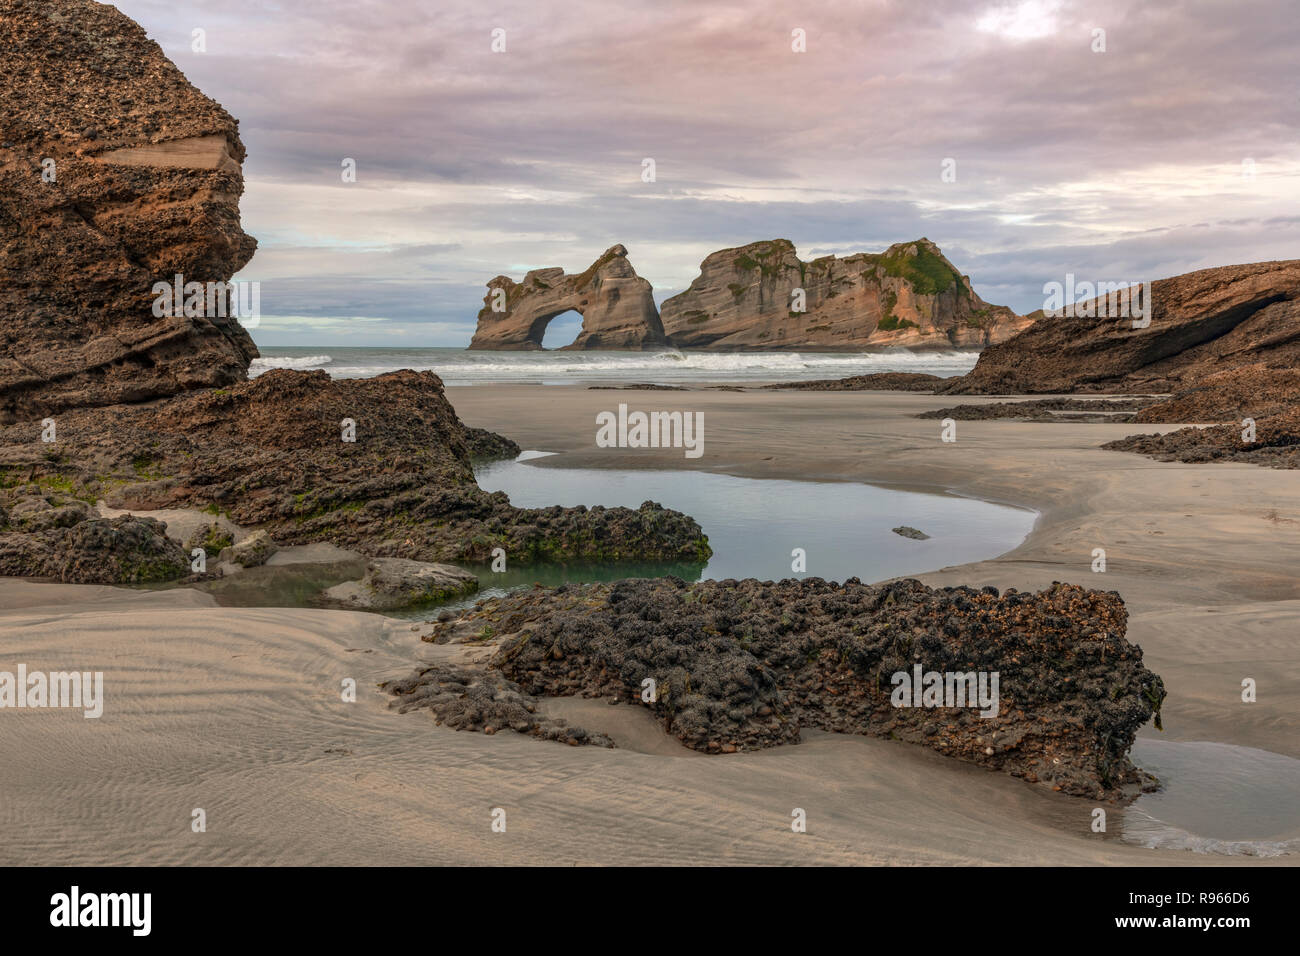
[469,452,1036,587]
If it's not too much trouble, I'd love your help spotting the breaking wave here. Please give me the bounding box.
[248,354,333,374]
[248,347,979,385]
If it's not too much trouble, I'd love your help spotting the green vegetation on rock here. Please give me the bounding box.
[570,247,620,291]
[880,242,963,296]
[733,241,792,278]
[877,315,918,332]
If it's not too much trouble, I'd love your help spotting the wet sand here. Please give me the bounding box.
[2,386,1297,865]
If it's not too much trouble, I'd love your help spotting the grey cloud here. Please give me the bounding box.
[113,0,1299,345]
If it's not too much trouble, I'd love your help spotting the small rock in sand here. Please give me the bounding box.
[317,557,479,611]
[218,529,278,568]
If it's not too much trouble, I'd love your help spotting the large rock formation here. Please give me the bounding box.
[468,244,667,350]
[933,258,1300,470]
[0,0,258,423]
[0,369,713,579]
[659,238,1031,350]
[390,576,1165,799]
[943,259,1300,394]
[0,4,714,586]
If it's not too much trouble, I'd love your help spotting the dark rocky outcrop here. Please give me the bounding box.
[462,425,521,461]
[1104,407,1300,469]
[1107,364,1300,467]
[1132,365,1300,424]
[382,663,615,747]
[766,372,947,392]
[943,260,1300,395]
[0,505,189,584]
[0,369,712,580]
[660,239,1032,350]
[468,244,667,350]
[397,576,1165,799]
[0,0,259,423]
[916,397,1156,423]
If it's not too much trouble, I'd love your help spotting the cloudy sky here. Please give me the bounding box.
[115,0,1300,347]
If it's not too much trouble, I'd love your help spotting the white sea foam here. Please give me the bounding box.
[249,354,333,373]
[1120,806,1299,857]
[248,347,979,385]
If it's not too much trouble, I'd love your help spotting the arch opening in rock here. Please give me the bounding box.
[468,244,666,350]
[538,309,585,350]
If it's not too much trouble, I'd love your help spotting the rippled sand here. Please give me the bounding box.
[3,386,1297,865]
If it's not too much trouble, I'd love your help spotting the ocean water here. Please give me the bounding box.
[1122,738,1300,857]
[248,346,979,386]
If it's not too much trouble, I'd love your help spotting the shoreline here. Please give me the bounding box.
[2,384,1297,865]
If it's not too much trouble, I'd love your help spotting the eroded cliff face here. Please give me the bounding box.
[659,239,1032,350]
[0,0,259,423]
[943,259,1300,394]
[468,244,667,350]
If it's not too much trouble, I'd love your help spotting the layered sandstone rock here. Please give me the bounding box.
[0,0,258,423]
[659,239,1031,350]
[468,244,667,350]
[1133,364,1300,424]
[943,260,1300,394]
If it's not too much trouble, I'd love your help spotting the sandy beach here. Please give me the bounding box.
[2,385,1295,866]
